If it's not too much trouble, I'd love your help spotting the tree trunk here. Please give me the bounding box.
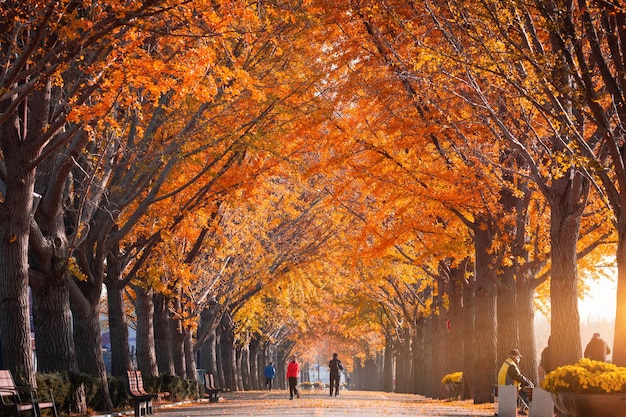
[170,317,186,379]
[31,274,77,373]
[412,319,425,395]
[106,279,132,378]
[248,336,260,389]
[447,270,465,377]
[135,285,158,376]
[462,277,475,401]
[70,283,113,411]
[31,274,86,414]
[549,175,585,367]
[382,339,394,392]
[423,317,434,397]
[517,280,537,382]
[0,146,36,385]
[497,270,518,360]
[184,331,197,383]
[154,294,175,375]
[241,344,250,390]
[473,222,498,404]
[395,331,411,393]
[614,224,626,365]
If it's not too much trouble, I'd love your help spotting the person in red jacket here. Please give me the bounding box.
[286,355,300,400]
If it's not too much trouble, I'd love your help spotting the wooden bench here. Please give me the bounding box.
[203,373,229,403]
[127,371,153,416]
[0,369,58,417]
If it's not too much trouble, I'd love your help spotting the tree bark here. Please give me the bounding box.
[473,220,498,404]
[135,285,158,376]
[461,279,475,401]
[614,225,626,365]
[382,339,394,392]
[170,316,186,379]
[411,318,425,395]
[549,174,585,367]
[497,270,518,360]
[31,275,77,373]
[0,111,36,385]
[154,294,175,375]
[70,282,113,411]
[184,331,197,383]
[106,278,132,378]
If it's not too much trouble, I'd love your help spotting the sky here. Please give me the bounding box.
[579,276,617,321]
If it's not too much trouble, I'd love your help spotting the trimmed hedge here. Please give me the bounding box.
[36,372,198,415]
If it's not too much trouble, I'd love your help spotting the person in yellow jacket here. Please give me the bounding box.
[498,349,534,415]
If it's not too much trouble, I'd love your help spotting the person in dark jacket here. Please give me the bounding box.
[584,333,611,362]
[264,362,276,391]
[328,353,344,397]
[539,336,553,381]
[498,349,534,415]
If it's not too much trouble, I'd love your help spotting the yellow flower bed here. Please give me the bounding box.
[441,371,463,384]
[542,358,626,393]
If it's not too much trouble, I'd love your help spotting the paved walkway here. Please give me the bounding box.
[152,390,496,417]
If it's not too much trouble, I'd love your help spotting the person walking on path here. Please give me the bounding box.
[286,355,300,400]
[264,362,276,391]
[329,353,344,397]
[584,332,611,361]
[498,349,534,415]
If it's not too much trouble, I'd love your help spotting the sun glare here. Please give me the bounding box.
[579,276,617,321]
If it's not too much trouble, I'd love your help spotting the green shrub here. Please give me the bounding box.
[36,371,199,413]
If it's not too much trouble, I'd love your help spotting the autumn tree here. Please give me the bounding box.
[0,0,184,392]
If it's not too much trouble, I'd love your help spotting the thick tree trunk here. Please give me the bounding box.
[248,336,260,389]
[170,317,186,379]
[517,280,537,382]
[241,344,250,390]
[31,274,77,373]
[154,294,175,375]
[219,317,236,389]
[411,319,425,395]
[203,330,218,378]
[614,226,626,366]
[497,270,518,360]
[184,331,197,383]
[106,279,132,378]
[432,277,448,400]
[447,271,464,377]
[422,317,434,397]
[135,285,158,376]
[31,274,86,414]
[473,222,498,404]
[462,278,475,401]
[0,148,36,385]
[395,332,411,393]
[70,284,113,411]
[382,339,394,392]
[549,175,584,367]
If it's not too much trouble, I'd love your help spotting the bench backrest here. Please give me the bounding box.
[0,370,18,396]
[204,373,216,389]
[135,371,149,396]
[127,370,143,396]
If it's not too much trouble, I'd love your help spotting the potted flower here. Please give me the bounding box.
[541,358,626,417]
[441,372,462,400]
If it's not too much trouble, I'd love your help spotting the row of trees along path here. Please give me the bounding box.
[0,0,624,412]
